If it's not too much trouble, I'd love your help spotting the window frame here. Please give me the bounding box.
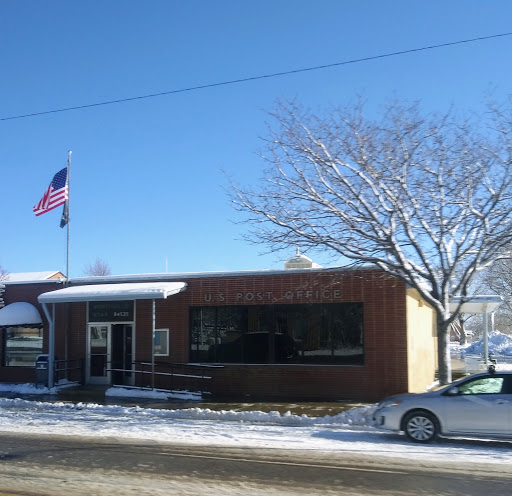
[189,302,364,365]
[3,326,44,367]
[154,328,170,357]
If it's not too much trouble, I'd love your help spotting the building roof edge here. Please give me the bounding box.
[70,264,381,285]
[2,279,65,286]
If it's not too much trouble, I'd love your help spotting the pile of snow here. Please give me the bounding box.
[0,383,374,427]
[464,330,512,356]
[0,383,202,401]
[0,382,53,395]
[0,396,375,427]
[106,386,201,401]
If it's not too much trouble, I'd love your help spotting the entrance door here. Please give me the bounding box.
[111,324,133,386]
[88,325,109,384]
[87,324,134,385]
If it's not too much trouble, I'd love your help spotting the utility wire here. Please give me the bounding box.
[2,32,512,122]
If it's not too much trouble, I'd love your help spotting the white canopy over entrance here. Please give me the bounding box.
[450,295,504,365]
[38,282,187,303]
[37,282,188,388]
[449,295,503,315]
[0,302,43,327]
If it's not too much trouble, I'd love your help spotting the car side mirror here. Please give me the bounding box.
[446,387,460,396]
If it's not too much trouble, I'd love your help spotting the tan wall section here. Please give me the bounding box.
[406,288,437,392]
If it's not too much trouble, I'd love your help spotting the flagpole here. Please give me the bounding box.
[66,150,72,286]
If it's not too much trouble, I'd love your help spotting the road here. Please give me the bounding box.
[0,432,510,495]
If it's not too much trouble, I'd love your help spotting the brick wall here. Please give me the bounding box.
[0,281,64,383]
[1,269,414,402]
[123,269,409,402]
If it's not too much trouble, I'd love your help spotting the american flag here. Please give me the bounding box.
[33,168,68,216]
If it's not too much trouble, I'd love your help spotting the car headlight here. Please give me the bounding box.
[378,399,402,408]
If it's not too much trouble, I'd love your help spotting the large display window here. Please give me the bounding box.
[3,327,43,367]
[190,303,363,365]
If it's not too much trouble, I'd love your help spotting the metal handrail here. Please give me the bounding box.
[54,358,84,384]
[106,361,223,394]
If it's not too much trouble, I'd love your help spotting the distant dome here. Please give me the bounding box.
[284,249,322,269]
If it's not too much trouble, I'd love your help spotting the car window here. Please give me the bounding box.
[505,376,512,394]
[458,376,504,395]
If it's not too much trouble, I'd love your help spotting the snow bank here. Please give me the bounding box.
[106,387,201,401]
[0,383,54,395]
[0,382,375,427]
[0,396,376,427]
[0,383,202,401]
[464,330,512,356]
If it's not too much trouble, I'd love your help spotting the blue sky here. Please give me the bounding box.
[2,1,512,277]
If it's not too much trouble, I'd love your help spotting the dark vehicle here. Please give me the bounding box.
[208,332,298,363]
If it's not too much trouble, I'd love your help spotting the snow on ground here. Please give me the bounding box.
[2,331,512,466]
[106,385,201,401]
[0,383,512,466]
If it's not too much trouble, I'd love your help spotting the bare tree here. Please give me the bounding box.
[0,265,9,281]
[83,258,112,277]
[481,257,512,333]
[232,99,512,384]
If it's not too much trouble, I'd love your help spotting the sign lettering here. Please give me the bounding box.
[89,301,134,322]
[203,289,341,303]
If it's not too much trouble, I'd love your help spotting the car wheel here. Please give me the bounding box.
[403,411,439,443]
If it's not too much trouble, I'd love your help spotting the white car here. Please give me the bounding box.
[373,367,512,443]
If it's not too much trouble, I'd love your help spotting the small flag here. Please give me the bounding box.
[33,168,68,216]
[60,202,69,228]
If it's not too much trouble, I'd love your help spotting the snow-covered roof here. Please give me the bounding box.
[449,295,503,314]
[0,302,43,327]
[2,271,64,282]
[38,282,188,303]
[69,264,379,285]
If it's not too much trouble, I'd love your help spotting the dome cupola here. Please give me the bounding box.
[284,248,322,269]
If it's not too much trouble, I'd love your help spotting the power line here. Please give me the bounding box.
[2,31,512,122]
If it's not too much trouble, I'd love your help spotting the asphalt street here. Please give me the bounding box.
[0,432,510,495]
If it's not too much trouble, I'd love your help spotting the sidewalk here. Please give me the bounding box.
[0,383,370,416]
